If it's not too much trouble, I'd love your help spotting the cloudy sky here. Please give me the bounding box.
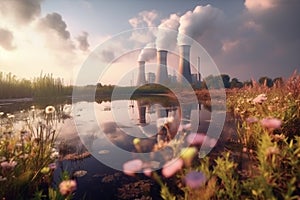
[0,0,299,85]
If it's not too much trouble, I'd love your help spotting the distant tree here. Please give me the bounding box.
[221,74,231,88]
[259,76,273,87]
[230,78,243,88]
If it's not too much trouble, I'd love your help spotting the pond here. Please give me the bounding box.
[0,95,235,199]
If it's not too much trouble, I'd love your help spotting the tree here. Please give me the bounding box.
[221,74,230,88]
[230,78,243,88]
[259,76,273,87]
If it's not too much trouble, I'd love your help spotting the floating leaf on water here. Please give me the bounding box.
[98,150,110,155]
[73,170,87,177]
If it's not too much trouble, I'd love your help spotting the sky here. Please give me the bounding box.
[0,0,299,86]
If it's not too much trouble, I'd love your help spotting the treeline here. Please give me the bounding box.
[0,72,72,99]
[200,74,284,89]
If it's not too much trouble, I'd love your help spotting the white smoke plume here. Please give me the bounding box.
[177,5,222,45]
[137,43,157,62]
[156,14,180,50]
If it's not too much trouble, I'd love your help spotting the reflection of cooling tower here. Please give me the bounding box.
[136,61,146,86]
[137,101,146,124]
[155,50,168,84]
[178,45,192,84]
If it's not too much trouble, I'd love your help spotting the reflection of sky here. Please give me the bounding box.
[71,100,212,145]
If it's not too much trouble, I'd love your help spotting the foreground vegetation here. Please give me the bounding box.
[0,106,76,199]
[0,72,299,199]
[123,72,300,199]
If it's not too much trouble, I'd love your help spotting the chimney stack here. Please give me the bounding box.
[178,45,192,84]
[155,50,168,85]
[136,61,146,86]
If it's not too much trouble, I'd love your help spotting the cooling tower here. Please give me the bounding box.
[155,50,168,84]
[136,61,146,86]
[178,45,192,84]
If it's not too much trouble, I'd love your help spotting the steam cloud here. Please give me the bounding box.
[76,31,89,51]
[177,5,222,45]
[156,14,180,50]
[137,43,157,62]
[0,28,16,50]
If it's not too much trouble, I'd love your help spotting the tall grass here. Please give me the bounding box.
[0,72,72,99]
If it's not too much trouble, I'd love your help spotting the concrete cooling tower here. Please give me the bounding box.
[178,45,192,84]
[136,61,146,86]
[155,50,168,85]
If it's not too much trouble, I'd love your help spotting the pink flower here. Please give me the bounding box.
[162,158,184,178]
[48,163,57,170]
[59,180,77,196]
[186,133,206,145]
[187,134,218,148]
[260,118,282,129]
[0,161,17,170]
[143,168,152,177]
[184,171,206,189]
[252,94,267,104]
[123,159,143,176]
[246,117,258,123]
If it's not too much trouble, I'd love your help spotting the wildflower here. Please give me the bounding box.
[186,133,206,145]
[48,163,57,170]
[51,148,59,159]
[41,167,50,174]
[184,171,206,189]
[265,146,279,156]
[195,136,217,148]
[143,168,152,177]
[45,106,55,114]
[260,118,282,129]
[123,159,143,176]
[7,114,15,119]
[252,94,267,104]
[1,161,17,170]
[180,147,197,167]
[62,104,72,116]
[133,138,142,152]
[162,158,184,178]
[246,117,258,124]
[59,180,77,196]
[133,138,140,145]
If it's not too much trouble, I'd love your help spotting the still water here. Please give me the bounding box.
[0,96,229,199]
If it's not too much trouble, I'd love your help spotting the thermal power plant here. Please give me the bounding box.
[136,61,146,86]
[178,45,192,84]
[155,50,168,85]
